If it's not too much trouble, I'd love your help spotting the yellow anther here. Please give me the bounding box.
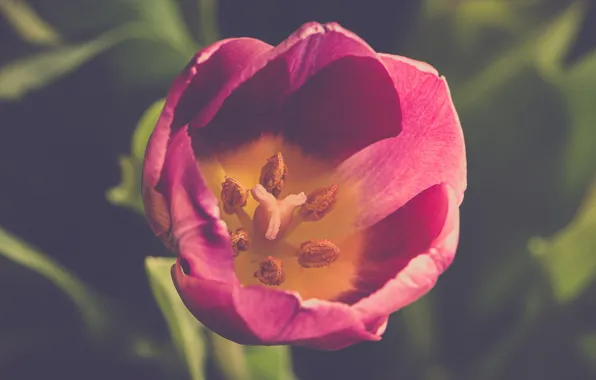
[259,152,288,198]
[254,256,286,286]
[221,176,248,214]
[298,239,340,268]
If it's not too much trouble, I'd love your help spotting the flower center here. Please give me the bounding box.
[198,135,363,301]
[250,183,307,241]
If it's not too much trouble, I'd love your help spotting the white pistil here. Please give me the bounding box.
[251,184,306,240]
[266,208,282,240]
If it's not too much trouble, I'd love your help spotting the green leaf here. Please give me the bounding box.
[210,333,251,380]
[454,2,585,112]
[0,0,60,46]
[0,226,108,338]
[132,99,166,160]
[471,284,549,380]
[107,156,144,214]
[107,99,164,214]
[471,250,537,318]
[108,0,199,86]
[197,0,220,45]
[210,332,297,380]
[453,1,525,51]
[534,1,585,81]
[578,333,596,371]
[146,257,207,380]
[128,0,197,54]
[245,346,297,380]
[400,296,436,364]
[529,182,596,303]
[0,23,142,101]
[557,52,596,200]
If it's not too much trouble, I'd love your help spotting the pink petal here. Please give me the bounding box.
[334,54,466,231]
[190,22,400,162]
[353,183,461,325]
[172,262,382,350]
[142,38,272,242]
[279,55,400,162]
[163,129,237,283]
[336,183,452,305]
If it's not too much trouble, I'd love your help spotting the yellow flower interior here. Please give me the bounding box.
[197,134,364,301]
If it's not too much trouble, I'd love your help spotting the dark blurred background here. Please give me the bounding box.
[1,0,595,379]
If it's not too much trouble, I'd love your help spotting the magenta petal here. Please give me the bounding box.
[142,38,272,242]
[275,23,401,161]
[337,183,452,305]
[172,266,255,343]
[189,22,398,162]
[335,54,466,231]
[162,129,237,284]
[190,22,381,129]
[279,55,400,162]
[353,184,460,325]
[235,288,380,350]
[173,262,382,349]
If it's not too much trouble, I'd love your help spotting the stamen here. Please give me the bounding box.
[252,184,306,240]
[298,239,340,268]
[221,176,248,214]
[259,152,288,198]
[229,228,249,256]
[300,184,338,221]
[254,256,286,286]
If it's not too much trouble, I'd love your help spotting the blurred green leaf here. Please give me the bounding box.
[146,257,207,380]
[578,333,596,371]
[399,296,450,379]
[245,346,297,380]
[210,333,251,380]
[0,0,60,46]
[472,250,537,318]
[529,182,596,303]
[401,296,436,366]
[454,2,584,112]
[0,43,107,100]
[132,99,166,159]
[108,0,199,87]
[534,1,585,81]
[0,0,200,98]
[107,156,144,214]
[0,23,144,100]
[210,332,297,380]
[557,51,596,199]
[453,1,525,51]
[471,284,549,380]
[0,226,108,338]
[129,0,197,54]
[197,0,220,45]
[107,99,164,213]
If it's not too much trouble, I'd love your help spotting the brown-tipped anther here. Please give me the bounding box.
[221,176,248,214]
[254,256,286,286]
[298,240,340,268]
[259,152,287,198]
[300,184,338,221]
[230,228,249,257]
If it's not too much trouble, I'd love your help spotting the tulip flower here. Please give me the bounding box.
[142,22,466,350]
